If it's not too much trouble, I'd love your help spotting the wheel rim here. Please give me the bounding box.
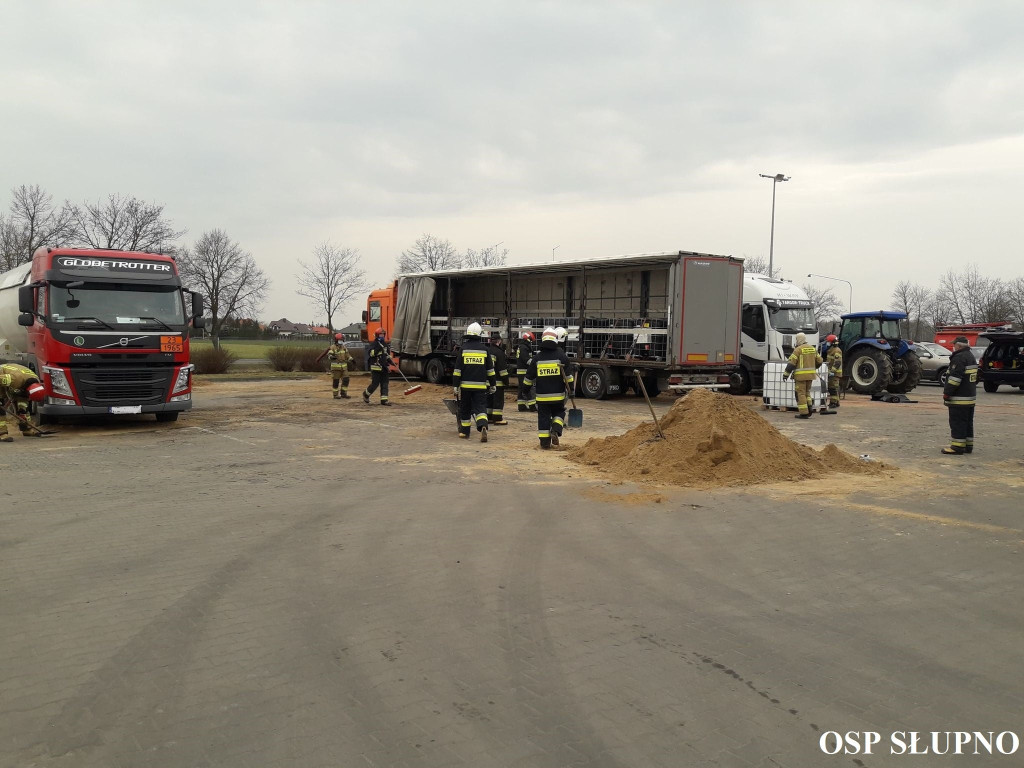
[583,370,603,395]
[853,358,878,386]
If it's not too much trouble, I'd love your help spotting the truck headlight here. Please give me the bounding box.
[42,366,74,398]
[171,364,193,395]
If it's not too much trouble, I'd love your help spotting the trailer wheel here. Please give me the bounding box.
[579,367,608,399]
[728,368,751,396]
[424,357,446,385]
[156,412,179,422]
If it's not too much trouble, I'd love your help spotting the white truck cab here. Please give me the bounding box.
[733,273,818,394]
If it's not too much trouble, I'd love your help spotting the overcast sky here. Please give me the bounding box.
[3,1,1022,326]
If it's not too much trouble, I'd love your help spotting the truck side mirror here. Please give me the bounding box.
[361,310,368,322]
[18,285,34,313]
[193,316,207,330]
[18,312,34,327]
[190,291,204,319]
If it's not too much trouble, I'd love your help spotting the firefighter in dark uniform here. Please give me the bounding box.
[523,327,574,449]
[362,328,393,406]
[327,333,353,398]
[515,331,536,412]
[0,363,46,442]
[454,322,496,442]
[942,335,978,455]
[486,332,510,425]
[825,334,843,411]
[784,332,823,419]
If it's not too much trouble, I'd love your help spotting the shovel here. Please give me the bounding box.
[562,373,583,428]
[633,369,664,440]
[3,400,57,437]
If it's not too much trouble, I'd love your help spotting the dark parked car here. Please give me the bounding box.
[978,332,1024,392]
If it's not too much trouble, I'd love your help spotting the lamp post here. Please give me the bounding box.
[759,172,790,276]
[807,273,853,314]
[552,245,560,262]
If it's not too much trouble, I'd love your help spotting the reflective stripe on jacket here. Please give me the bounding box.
[826,345,843,376]
[943,347,978,407]
[786,344,823,381]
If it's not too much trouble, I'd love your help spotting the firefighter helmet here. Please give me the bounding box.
[26,382,45,402]
[826,334,838,344]
[334,333,344,341]
[554,326,567,342]
[521,331,535,342]
[375,327,386,338]
[466,322,483,337]
[542,327,557,342]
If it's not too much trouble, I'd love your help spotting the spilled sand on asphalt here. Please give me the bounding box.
[567,388,887,489]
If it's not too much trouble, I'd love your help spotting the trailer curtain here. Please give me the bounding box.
[392,276,436,357]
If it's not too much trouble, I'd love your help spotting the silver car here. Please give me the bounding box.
[912,342,951,385]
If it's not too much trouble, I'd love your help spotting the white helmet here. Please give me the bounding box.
[795,332,806,345]
[541,327,557,342]
[466,322,483,337]
[554,326,567,341]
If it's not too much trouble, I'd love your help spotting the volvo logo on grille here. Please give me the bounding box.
[119,338,129,346]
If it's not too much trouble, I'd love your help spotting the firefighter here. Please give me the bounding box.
[0,363,46,442]
[824,333,843,412]
[784,332,823,419]
[454,322,496,442]
[486,332,510,425]
[515,331,536,412]
[941,335,978,455]
[362,328,393,406]
[523,327,574,449]
[327,333,353,399]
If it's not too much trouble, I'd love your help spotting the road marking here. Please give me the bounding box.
[186,426,260,446]
[842,502,1024,538]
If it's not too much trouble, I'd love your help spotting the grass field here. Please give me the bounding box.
[191,338,327,359]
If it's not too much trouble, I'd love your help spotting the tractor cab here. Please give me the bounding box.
[834,311,921,395]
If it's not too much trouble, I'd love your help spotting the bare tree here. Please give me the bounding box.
[801,283,842,323]
[891,280,933,339]
[1005,277,1024,328]
[741,255,780,278]
[397,234,462,273]
[935,265,1010,325]
[0,184,77,269]
[176,230,269,348]
[296,242,368,334]
[71,194,185,253]
[463,243,509,268]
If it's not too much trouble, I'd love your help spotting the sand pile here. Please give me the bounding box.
[567,388,875,488]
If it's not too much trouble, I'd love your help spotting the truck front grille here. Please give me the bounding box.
[70,367,173,406]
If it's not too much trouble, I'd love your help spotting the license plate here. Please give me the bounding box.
[160,336,184,353]
[110,405,142,414]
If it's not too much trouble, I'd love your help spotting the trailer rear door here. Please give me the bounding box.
[678,256,741,365]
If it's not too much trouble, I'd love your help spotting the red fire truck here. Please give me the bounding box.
[0,247,205,423]
[933,322,1012,350]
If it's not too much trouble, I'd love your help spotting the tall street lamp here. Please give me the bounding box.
[552,245,560,262]
[807,273,853,314]
[759,172,790,276]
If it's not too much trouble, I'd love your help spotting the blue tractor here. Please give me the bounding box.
[834,310,922,395]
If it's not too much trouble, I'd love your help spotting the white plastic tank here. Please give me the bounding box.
[0,262,33,357]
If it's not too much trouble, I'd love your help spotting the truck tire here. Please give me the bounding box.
[887,350,922,393]
[30,402,54,427]
[642,374,660,397]
[424,357,446,385]
[729,367,752,396]
[983,380,999,393]
[579,367,608,399]
[847,348,893,395]
[156,412,179,422]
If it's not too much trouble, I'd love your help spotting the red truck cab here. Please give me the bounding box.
[1,247,205,423]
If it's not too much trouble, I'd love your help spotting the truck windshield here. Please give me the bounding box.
[767,305,817,333]
[49,284,185,326]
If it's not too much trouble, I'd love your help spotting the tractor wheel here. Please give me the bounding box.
[847,348,893,395]
[887,350,922,393]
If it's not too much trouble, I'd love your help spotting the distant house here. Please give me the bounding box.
[268,318,299,337]
[311,326,331,338]
[338,322,365,341]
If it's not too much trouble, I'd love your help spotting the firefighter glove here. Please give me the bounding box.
[453,387,459,398]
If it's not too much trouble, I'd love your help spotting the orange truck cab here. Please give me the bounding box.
[934,322,1012,350]
[362,282,397,341]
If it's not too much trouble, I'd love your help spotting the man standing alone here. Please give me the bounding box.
[941,335,978,455]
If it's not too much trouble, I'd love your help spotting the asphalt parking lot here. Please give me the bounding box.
[1,376,1022,768]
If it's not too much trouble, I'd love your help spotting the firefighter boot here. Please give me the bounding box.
[479,425,488,443]
[362,391,370,404]
[518,404,528,412]
[551,433,559,446]
[333,390,340,399]
[0,431,11,443]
